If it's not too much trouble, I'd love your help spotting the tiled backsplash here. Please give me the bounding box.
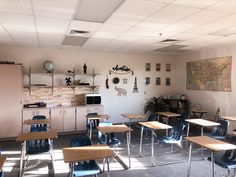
[23,86,99,106]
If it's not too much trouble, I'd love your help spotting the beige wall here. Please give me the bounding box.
[176,44,236,132]
[0,46,177,123]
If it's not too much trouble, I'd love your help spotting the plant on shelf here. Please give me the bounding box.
[144,97,165,114]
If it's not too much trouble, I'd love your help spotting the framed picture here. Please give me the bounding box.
[166,77,171,86]
[166,63,171,72]
[156,77,161,85]
[145,77,150,85]
[156,63,161,71]
[145,63,151,71]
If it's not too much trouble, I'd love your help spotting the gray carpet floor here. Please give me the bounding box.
[0,127,233,177]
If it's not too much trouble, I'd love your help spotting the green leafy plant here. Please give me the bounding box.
[144,97,164,114]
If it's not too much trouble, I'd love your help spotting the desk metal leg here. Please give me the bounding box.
[127,132,131,168]
[139,126,144,157]
[166,118,169,136]
[20,141,26,177]
[187,143,193,177]
[201,127,204,159]
[89,120,92,139]
[49,139,55,174]
[106,158,110,177]
[211,152,215,177]
[151,129,156,167]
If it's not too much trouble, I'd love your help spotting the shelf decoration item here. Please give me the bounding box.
[109,65,134,75]
[114,86,127,96]
[145,63,151,71]
[123,78,128,84]
[83,63,87,74]
[65,77,72,86]
[133,77,139,93]
[43,60,54,73]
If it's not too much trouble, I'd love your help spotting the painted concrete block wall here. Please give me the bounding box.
[0,46,178,123]
[176,43,236,132]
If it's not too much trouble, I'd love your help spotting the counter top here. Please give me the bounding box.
[23,104,104,110]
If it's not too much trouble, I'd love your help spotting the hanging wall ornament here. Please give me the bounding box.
[123,78,128,84]
[133,77,139,93]
[109,65,134,75]
[105,75,109,89]
[114,86,127,96]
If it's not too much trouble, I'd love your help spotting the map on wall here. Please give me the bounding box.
[186,56,232,92]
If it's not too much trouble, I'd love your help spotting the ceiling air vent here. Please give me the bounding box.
[70,30,90,35]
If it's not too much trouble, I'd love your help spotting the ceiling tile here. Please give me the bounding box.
[83,37,110,48]
[10,31,38,43]
[32,0,79,19]
[149,4,200,23]
[75,0,125,23]
[173,0,219,8]
[0,0,32,15]
[207,0,236,13]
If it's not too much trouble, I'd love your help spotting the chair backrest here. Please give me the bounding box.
[169,123,185,141]
[211,119,228,137]
[70,135,92,147]
[214,107,220,122]
[86,113,99,129]
[0,149,2,177]
[31,115,48,132]
[179,112,190,125]
[147,114,159,121]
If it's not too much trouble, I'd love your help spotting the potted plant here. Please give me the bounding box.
[144,97,165,114]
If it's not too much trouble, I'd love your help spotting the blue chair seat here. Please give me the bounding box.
[73,160,100,176]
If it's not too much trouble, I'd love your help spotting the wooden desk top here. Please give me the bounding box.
[16,130,58,142]
[139,121,172,130]
[190,109,208,113]
[0,156,6,170]
[121,114,146,119]
[156,112,181,118]
[186,119,220,127]
[222,116,236,122]
[97,124,133,133]
[23,119,52,125]
[186,136,236,151]
[63,144,115,163]
[86,114,111,120]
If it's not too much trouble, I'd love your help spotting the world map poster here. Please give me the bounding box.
[186,56,232,92]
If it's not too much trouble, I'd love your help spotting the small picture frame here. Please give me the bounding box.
[156,63,161,71]
[166,63,171,72]
[166,77,171,86]
[156,77,161,85]
[123,78,128,84]
[145,63,151,71]
[145,77,150,85]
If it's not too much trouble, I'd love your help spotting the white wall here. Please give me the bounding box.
[0,46,178,123]
[176,44,236,132]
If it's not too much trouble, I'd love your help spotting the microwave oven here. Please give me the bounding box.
[85,93,101,105]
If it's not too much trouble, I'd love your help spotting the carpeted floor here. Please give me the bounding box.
[0,126,232,177]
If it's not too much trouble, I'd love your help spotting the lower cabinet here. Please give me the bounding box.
[76,106,104,131]
[51,108,75,133]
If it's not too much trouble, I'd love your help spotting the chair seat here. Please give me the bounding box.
[107,138,120,146]
[73,160,100,176]
[208,155,236,169]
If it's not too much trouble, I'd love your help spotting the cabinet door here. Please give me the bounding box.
[63,108,76,132]
[51,109,64,132]
[76,108,88,131]
[36,109,50,118]
[0,64,22,138]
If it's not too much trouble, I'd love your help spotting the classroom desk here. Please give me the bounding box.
[63,144,115,177]
[121,114,146,146]
[156,112,180,135]
[186,136,236,177]
[190,109,208,118]
[0,156,7,171]
[221,116,236,122]
[139,121,172,166]
[22,118,52,132]
[97,124,132,169]
[86,114,111,139]
[16,130,58,177]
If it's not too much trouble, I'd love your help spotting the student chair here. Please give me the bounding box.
[206,119,228,141]
[86,113,100,137]
[0,149,3,177]
[98,122,120,147]
[69,135,100,177]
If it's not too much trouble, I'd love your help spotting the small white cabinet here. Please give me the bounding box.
[76,105,104,131]
[51,107,75,133]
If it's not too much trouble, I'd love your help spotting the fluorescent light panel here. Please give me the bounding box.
[74,0,125,23]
